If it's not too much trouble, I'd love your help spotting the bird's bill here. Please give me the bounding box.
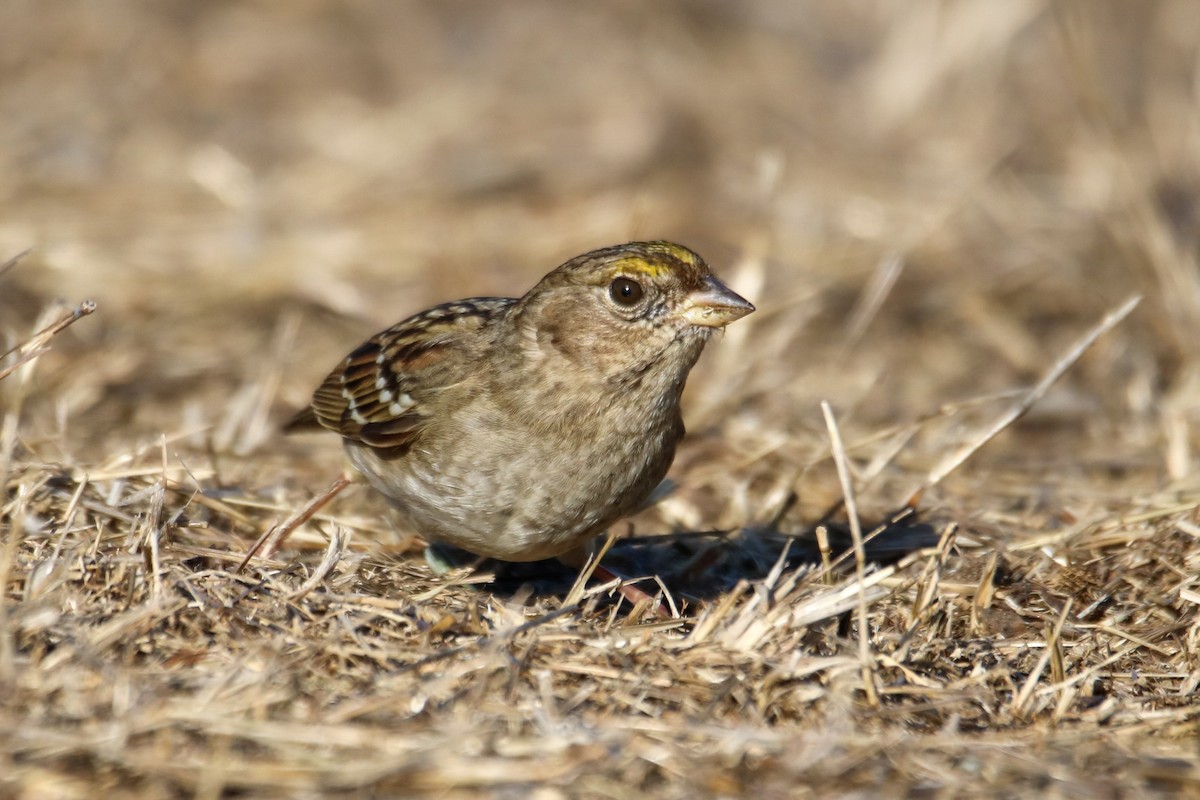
[679,278,755,328]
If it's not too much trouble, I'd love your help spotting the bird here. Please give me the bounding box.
[275,241,753,599]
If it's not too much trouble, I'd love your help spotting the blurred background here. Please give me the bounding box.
[3,1,1199,525]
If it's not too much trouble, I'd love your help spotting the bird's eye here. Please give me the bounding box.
[609,277,644,307]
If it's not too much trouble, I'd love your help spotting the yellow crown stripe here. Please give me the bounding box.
[602,248,698,280]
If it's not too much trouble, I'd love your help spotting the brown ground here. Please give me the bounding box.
[4,2,1200,798]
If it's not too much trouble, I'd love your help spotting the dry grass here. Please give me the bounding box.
[5,2,1200,797]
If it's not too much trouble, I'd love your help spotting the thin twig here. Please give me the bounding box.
[563,530,619,609]
[0,299,98,383]
[237,473,352,572]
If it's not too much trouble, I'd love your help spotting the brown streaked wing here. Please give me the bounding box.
[297,297,515,450]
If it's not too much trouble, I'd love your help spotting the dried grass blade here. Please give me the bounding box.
[905,294,1141,508]
[822,400,878,706]
[0,299,97,382]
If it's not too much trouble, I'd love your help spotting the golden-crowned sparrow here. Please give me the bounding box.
[285,241,753,563]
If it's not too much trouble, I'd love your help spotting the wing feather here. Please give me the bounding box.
[285,297,515,450]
